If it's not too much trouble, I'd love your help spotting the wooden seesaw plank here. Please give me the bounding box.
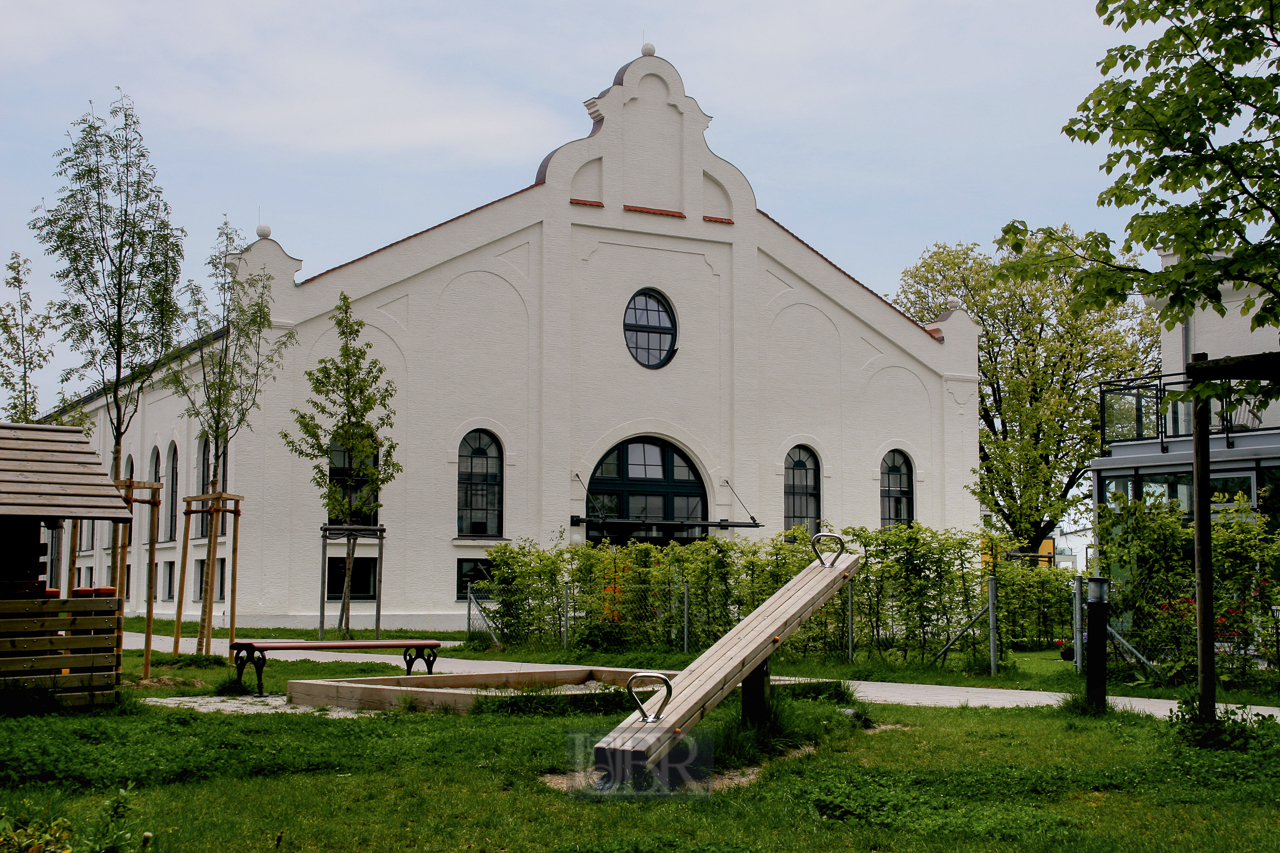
[594,550,858,776]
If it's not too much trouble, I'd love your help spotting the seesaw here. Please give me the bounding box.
[593,534,859,787]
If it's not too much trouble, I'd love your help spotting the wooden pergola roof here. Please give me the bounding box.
[0,423,131,521]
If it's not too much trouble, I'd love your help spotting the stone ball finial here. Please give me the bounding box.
[947,297,961,311]
[256,223,272,240]
[641,43,656,56]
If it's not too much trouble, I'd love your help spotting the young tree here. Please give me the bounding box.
[164,221,297,651]
[1001,1,1280,381]
[894,235,1159,555]
[281,292,400,639]
[0,253,56,423]
[29,92,184,586]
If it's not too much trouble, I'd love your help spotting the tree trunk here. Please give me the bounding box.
[198,472,222,655]
[339,533,356,640]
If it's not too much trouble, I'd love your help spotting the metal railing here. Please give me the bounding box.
[1100,372,1279,452]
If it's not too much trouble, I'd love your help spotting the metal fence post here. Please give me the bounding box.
[563,581,570,650]
[318,530,327,641]
[1073,574,1084,674]
[846,580,854,663]
[467,582,472,642]
[988,575,998,676]
[683,581,689,654]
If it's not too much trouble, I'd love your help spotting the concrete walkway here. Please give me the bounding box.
[123,632,1280,719]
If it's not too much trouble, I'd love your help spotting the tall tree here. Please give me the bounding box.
[1001,1,1280,379]
[0,253,56,423]
[164,221,297,651]
[29,92,184,585]
[894,235,1159,555]
[281,293,400,639]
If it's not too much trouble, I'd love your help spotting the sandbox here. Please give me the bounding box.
[287,666,678,714]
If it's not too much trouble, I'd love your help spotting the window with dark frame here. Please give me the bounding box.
[163,561,175,601]
[328,441,378,527]
[123,455,134,545]
[150,448,162,544]
[880,450,914,528]
[194,558,225,602]
[586,437,706,545]
[325,557,378,601]
[623,289,677,368]
[457,430,502,537]
[167,445,179,542]
[456,558,494,601]
[784,445,820,535]
[198,439,229,537]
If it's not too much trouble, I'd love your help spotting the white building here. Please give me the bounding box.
[1092,251,1280,519]
[51,48,980,629]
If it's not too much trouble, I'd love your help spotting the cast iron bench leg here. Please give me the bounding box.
[252,650,267,696]
[401,647,438,675]
[234,649,249,688]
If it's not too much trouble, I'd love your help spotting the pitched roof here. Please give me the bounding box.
[0,423,131,521]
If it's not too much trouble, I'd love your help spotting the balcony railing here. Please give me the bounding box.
[1100,372,1280,453]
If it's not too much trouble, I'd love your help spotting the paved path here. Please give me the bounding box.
[124,633,1280,719]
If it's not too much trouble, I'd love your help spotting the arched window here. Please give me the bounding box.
[623,289,677,368]
[586,437,706,545]
[457,430,502,537]
[198,439,229,537]
[784,446,820,535]
[123,455,134,545]
[150,448,161,544]
[880,450,914,527]
[166,445,179,542]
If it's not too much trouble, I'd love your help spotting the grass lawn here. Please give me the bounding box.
[3,684,1279,852]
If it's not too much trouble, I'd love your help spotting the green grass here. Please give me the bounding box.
[121,616,467,643]
[3,691,1279,852]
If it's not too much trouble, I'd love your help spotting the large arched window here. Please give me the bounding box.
[123,455,134,545]
[623,289,677,368]
[457,430,502,537]
[784,446,820,535]
[586,437,706,545]
[166,445,179,542]
[880,450,914,527]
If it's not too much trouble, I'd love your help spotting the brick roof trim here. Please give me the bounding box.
[755,209,941,343]
[296,183,545,287]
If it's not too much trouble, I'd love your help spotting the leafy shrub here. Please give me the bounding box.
[1169,697,1280,750]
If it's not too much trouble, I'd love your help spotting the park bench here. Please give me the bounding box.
[229,640,441,696]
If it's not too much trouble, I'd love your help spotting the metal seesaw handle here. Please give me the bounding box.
[811,533,846,568]
[627,671,673,723]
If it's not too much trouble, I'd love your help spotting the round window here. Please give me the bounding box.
[623,289,677,368]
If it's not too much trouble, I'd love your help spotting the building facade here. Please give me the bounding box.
[1093,252,1280,521]
[50,50,980,629]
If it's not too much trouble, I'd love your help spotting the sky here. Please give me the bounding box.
[0,1,1155,405]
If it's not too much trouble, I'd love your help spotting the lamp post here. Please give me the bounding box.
[1086,577,1110,714]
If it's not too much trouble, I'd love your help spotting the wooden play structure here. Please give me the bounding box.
[593,534,859,786]
[0,423,132,707]
[172,487,243,655]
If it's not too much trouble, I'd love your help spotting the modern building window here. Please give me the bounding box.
[623,289,677,368]
[880,450,914,528]
[326,557,377,601]
[784,445,820,535]
[456,558,494,602]
[124,564,131,601]
[163,561,175,601]
[586,437,706,545]
[166,445,179,542]
[457,430,502,537]
[327,440,379,528]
